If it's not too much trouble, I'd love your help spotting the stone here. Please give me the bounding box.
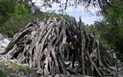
[0,33,10,54]
[0,33,4,40]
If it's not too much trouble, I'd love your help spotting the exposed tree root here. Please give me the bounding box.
[1,17,116,77]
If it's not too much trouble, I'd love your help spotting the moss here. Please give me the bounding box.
[0,60,39,77]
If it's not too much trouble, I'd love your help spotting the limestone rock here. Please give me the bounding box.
[0,33,10,54]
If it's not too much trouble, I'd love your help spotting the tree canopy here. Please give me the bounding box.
[86,0,123,61]
[0,0,16,24]
[16,0,115,13]
[0,0,121,77]
[1,17,116,77]
[0,0,69,37]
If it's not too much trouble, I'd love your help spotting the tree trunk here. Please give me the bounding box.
[1,17,116,77]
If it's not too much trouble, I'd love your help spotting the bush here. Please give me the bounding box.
[0,2,68,37]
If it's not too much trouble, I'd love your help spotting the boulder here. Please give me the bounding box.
[0,33,4,40]
[0,33,10,54]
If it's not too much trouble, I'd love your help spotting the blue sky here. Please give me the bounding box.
[32,0,103,25]
[64,10,103,25]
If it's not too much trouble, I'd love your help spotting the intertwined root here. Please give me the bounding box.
[1,17,116,77]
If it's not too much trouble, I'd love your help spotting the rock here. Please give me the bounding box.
[0,33,4,40]
[0,33,10,54]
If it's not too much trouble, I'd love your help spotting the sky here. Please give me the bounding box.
[32,0,103,25]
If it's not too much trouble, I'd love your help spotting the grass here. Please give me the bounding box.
[0,60,39,77]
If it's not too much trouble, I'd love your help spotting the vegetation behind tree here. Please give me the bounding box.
[85,1,123,61]
[0,0,69,37]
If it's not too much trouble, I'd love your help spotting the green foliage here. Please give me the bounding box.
[103,1,123,25]
[92,21,123,61]
[0,0,16,24]
[0,2,69,37]
[84,22,112,50]
[0,2,31,37]
[14,3,31,15]
[103,1,123,61]
[88,1,123,61]
[0,12,68,37]
[84,25,96,34]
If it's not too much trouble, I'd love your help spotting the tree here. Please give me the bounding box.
[101,1,123,61]
[1,17,116,77]
[0,1,69,37]
[17,0,115,13]
[0,0,118,77]
[0,1,31,37]
[90,0,123,61]
[0,0,16,24]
